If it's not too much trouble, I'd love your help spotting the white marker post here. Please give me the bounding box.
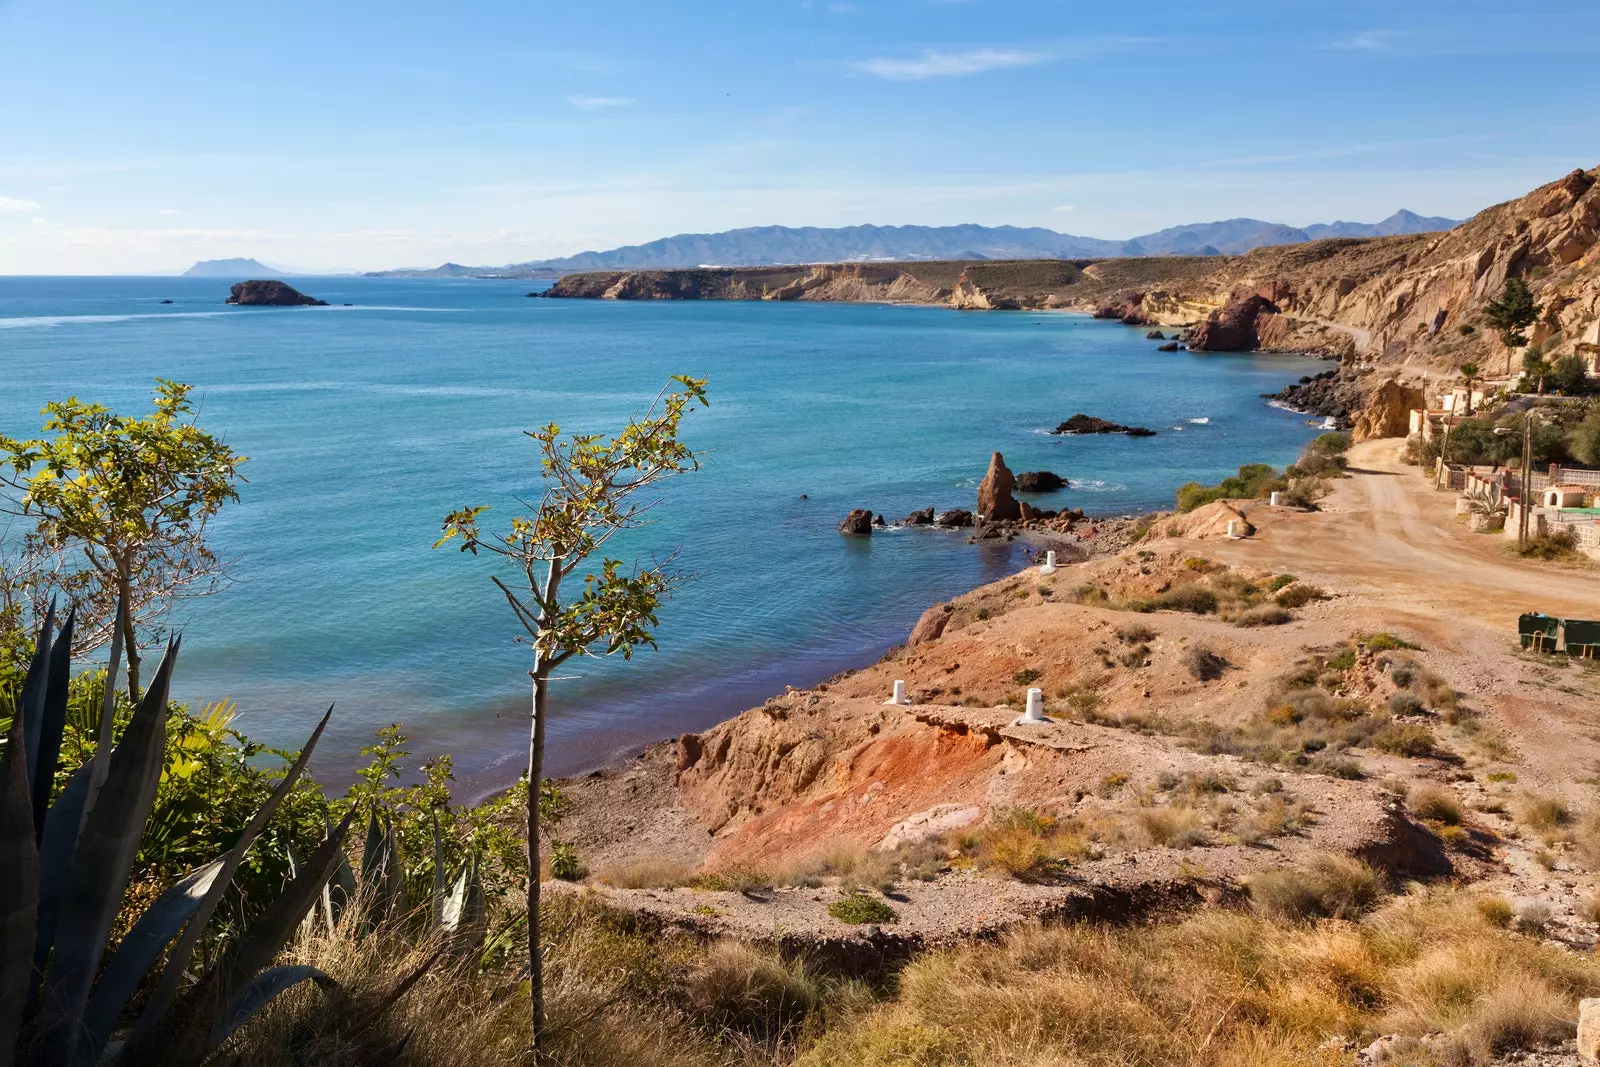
[1270,491,1280,507]
[886,679,911,706]
[1226,520,1239,539]
[1039,550,1057,575]
[1014,687,1048,725]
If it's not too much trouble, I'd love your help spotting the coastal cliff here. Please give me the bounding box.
[544,167,1600,374]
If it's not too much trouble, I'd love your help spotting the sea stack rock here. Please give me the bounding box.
[226,280,328,307]
[1015,470,1067,493]
[977,452,1021,522]
[903,506,936,527]
[838,509,875,536]
[1051,414,1157,437]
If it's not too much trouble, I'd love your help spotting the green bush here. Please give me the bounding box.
[1145,585,1219,615]
[1012,668,1042,686]
[1176,463,1282,512]
[828,893,897,925]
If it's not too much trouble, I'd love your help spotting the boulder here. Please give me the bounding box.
[936,509,974,528]
[1352,378,1427,442]
[225,280,328,307]
[1051,414,1157,437]
[976,452,1021,522]
[1093,291,1147,324]
[1188,292,1279,351]
[1015,470,1067,492]
[903,506,936,526]
[1579,997,1600,1061]
[907,603,953,645]
[1146,330,1165,340]
[1157,341,1180,352]
[872,514,887,527]
[838,509,874,536]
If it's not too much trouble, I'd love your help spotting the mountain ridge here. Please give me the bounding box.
[361,210,1459,278]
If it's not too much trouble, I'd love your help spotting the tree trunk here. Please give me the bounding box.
[528,660,549,1062]
[118,568,141,702]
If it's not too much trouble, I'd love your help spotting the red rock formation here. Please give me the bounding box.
[976,452,1021,522]
[1188,292,1279,351]
[838,508,875,536]
[907,603,953,645]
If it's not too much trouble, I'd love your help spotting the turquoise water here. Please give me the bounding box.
[0,275,1327,791]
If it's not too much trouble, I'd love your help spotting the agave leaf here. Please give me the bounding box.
[76,860,225,1063]
[17,600,56,797]
[30,608,75,842]
[85,596,126,808]
[431,811,445,926]
[208,965,338,1051]
[33,639,178,1057]
[138,705,334,1040]
[0,689,40,1063]
[29,765,91,1012]
[324,837,355,936]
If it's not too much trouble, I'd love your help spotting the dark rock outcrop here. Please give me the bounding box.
[1157,341,1180,352]
[226,280,327,307]
[839,509,875,536]
[903,507,936,527]
[1015,470,1067,493]
[1092,291,1147,325]
[1263,369,1359,427]
[936,509,974,528]
[976,452,1021,522]
[1145,330,1165,340]
[1188,292,1279,351]
[1051,414,1157,437]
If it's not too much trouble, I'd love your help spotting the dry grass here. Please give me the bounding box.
[796,887,1600,1067]
[1248,853,1383,920]
[1409,787,1464,826]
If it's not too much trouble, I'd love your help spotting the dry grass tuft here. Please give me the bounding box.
[1249,853,1383,920]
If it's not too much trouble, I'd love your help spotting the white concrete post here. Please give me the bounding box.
[1226,519,1239,539]
[1039,550,1057,575]
[886,679,910,706]
[1270,491,1280,507]
[1023,688,1045,723]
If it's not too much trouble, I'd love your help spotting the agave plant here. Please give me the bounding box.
[0,603,354,1067]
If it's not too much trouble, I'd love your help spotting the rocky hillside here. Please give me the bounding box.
[545,168,1600,375]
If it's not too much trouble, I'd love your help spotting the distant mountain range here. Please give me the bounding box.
[183,257,293,277]
[362,210,1460,279]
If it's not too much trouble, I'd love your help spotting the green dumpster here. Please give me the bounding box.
[1519,613,1561,652]
[1565,619,1600,659]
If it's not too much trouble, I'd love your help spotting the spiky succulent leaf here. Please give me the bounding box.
[33,640,178,1057]
[76,860,225,1063]
[29,765,91,1011]
[30,609,75,843]
[0,692,40,1064]
[138,705,333,1037]
[208,965,338,1051]
[17,602,56,803]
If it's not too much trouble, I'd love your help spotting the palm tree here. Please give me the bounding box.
[1459,362,1480,415]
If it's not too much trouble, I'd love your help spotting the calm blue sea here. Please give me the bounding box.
[0,275,1327,791]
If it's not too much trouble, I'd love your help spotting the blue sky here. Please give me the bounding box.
[1,0,1596,273]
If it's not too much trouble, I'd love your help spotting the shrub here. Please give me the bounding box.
[1485,770,1518,783]
[1459,323,1476,335]
[1248,853,1383,920]
[828,893,897,925]
[683,941,824,1042]
[1387,692,1425,717]
[1184,645,1229,682]
[1115,622,1157,644]
[1274,583,1327,609]
[1513,528,1581,560]
[1176,463,1283,511]
[1410,786,1463,825]
[1011,668,1041,686]
[1146,585,1219,615]
[1235,606,1294,627]
[1517,793,1571,830]
[1476,896,1515,927]
[549,841,584,880]
[1363,632,1420,652]
[1371,722,1438,758]
[1390,665,1416,688]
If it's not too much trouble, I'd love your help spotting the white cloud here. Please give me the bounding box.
[1053,204,1077,212]
[157,208,182,216]
[0,195,41,212]
[1334,30,1394,51]
[853,48,1047,81]
[566,95,636,110]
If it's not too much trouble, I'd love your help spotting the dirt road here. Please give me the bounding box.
[1207,438,1600,635]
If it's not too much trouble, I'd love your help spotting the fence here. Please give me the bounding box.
[1521,613,1600,657]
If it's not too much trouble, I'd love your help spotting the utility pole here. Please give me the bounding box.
[1519,412,1533,550]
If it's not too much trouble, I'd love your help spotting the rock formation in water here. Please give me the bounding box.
[1015,470,1067,492]
[976,452,1021,522]
[1188,292,1280,351]
[226,280,327,306]
[936,509,974,528]
[1051,414,1157,437]
[838,509,875,536]
[903,507,936,527]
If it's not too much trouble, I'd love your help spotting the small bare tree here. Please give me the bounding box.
[0,380,245,699]
[434,375,707,1060]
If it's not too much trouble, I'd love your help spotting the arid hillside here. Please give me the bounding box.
[545,168,1600,375]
